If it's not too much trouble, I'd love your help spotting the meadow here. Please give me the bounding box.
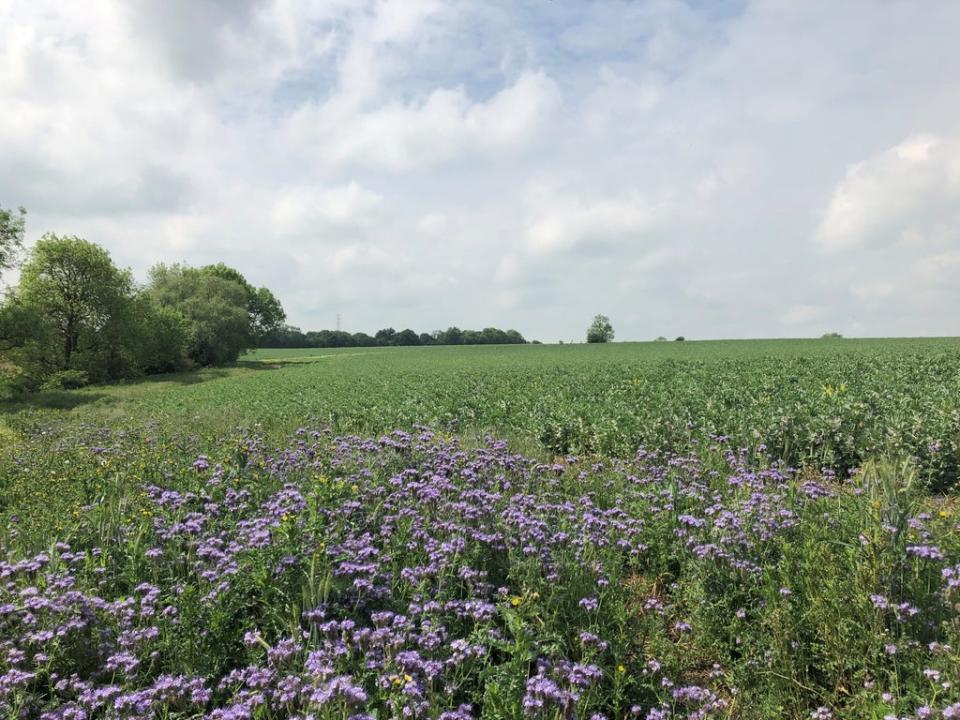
[2,338,960,719]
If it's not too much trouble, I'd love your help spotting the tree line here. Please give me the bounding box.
[261,324,527,349]
[0,206,285,394]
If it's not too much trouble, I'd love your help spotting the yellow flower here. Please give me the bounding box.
[617,664,626,674]
[510,596,522,607]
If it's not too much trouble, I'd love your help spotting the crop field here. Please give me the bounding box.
[2,338,960,719]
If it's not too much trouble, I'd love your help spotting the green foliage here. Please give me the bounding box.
[0,298,53,395]
[18,234,134,372]
[134,300,191,374]
[202,262,286,342]
[0,361,31,400]
[586,314,614,343]
[148,264,252,366]
[263,325,528,349]
[4,338,959,488]
[40,369,90,390]
[0,296,47,354]
[2,238,284,391]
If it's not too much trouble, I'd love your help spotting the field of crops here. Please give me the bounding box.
[2,339,960,719]
[6,338,960,488]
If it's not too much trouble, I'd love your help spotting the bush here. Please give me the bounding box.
[0,362,34,400]
[41,369,90,390]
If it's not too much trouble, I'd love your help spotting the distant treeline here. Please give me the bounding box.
[261,325,528,348]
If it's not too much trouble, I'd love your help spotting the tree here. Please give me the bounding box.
[375,328,397,346]
[439,326,463,345]
[394,329,420,346]
[18,234,133,368]
[586,315,614,343]
[0,204,26,278]
[249,286,286,340]
[148,264,251,366]
[0,296,53,393]
[202,263,286,342]
[674,336,685,342]
[127,297,190,374]
[261,324,308,348]
[351,332,376,347]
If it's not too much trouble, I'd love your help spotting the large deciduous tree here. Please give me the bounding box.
[18,234,133,368]
[148,264,252,366]
[201,263,286,343]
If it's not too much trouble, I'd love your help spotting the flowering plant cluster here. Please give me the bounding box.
[1,427,959,718]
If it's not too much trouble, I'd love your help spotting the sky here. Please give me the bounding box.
[2,0,959,342]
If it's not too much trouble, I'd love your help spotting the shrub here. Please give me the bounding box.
[40,369,90,390]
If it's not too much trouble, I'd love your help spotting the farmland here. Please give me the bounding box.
[2,339,960,719]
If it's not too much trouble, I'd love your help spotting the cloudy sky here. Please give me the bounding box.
[2,0,959,341]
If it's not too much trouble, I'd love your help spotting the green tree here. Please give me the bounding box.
[127,296,190,374]
[439,326,463,345]
[18,234,133,369]
[394,328,420,346]
[0,297,53,394]
[0,204,26,278]
[351,332,376,347]
[586,314,614,343]
[375,328,397,346]
[148,264,251,366]
[201,263,286,343]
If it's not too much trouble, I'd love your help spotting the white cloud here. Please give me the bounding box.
[781,305,824,326]
[817,134,960,252]
[583,67,661,134]
[286,70,561,171]
[525,193,657,255]
[272,182,384,235]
